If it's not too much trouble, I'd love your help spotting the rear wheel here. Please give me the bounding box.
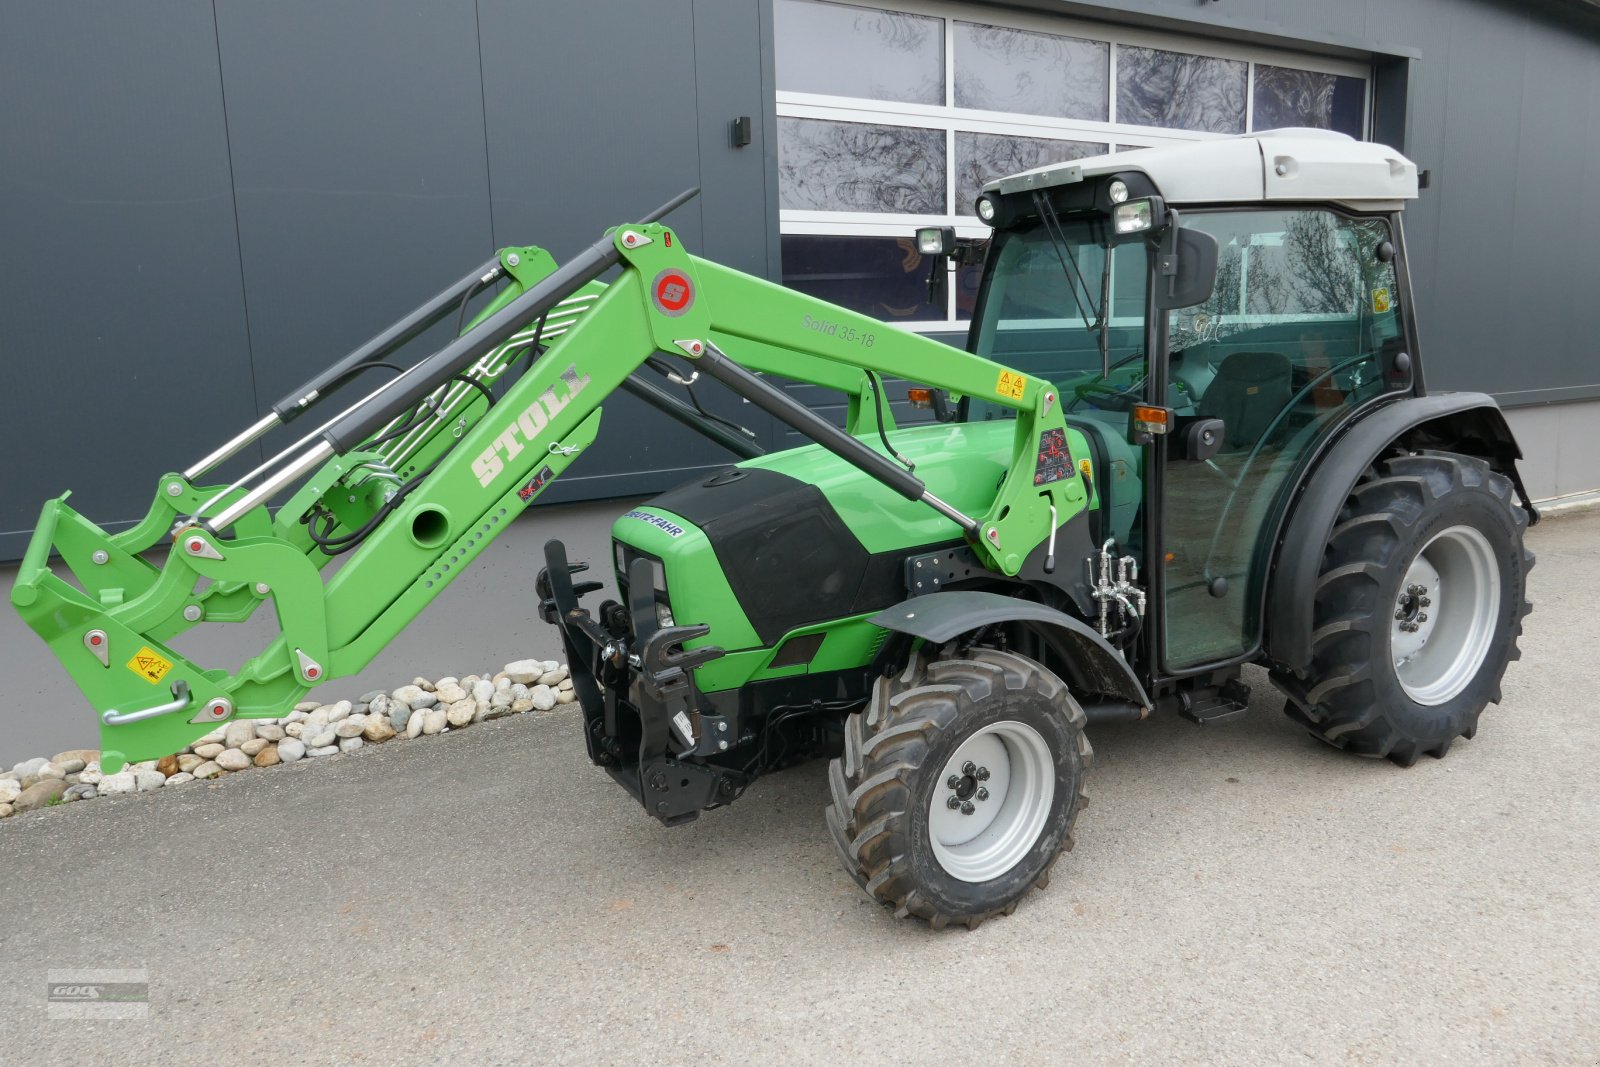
[826,648,1091,929]
[1274,451,1533,765]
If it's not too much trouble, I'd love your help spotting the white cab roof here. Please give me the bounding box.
[987,129,1418,212]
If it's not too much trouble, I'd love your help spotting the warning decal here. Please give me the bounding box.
[652,269,695,317]
[1033,428,1073,486]
[126,646,173,685]
[995,369,1027,401]
[1371,286,1391,313]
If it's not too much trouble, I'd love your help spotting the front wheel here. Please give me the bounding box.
[1274,451,1533,765]
[826,648,1091,929]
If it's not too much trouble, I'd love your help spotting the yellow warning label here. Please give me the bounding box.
[126,646,173,685]
[995,369,1027,401]
[1079,458,1093,480]
[1371,286,1391,313]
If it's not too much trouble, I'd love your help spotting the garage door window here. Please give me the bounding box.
[775,0,1371,330]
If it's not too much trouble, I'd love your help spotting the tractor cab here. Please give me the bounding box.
[948,129,1420,674]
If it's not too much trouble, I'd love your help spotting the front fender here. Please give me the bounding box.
[870,591,1150,713]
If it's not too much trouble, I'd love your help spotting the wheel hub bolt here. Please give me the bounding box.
[975,766,990,782]
[960,801,975,815]
[1394,609,1406,620]
[946,795,962,810]
[1419,597,1431,607]
[1417,613,1428,623]
[947,774,962,790]
[976,787,989,801]
[962,761,976,776]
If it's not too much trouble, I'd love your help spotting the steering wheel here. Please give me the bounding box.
[1069,377,1146,412]
[1066,350,1147,412]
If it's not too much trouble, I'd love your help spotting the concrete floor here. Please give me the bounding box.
[1,510,1595,1063]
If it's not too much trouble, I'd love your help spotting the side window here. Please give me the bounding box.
[1159,208,1407,671]
[1167,209,1405,430]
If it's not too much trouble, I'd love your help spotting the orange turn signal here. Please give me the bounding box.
[1132,405,1171,429]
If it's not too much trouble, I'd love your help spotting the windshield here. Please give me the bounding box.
[970,220,1151,422]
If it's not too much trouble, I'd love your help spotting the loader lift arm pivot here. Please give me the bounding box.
[12,190,1085,770]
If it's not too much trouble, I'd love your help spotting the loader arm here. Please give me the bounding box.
[12,206,1084,771]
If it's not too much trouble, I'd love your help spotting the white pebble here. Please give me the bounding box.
[504,659,544,684]
[405,709,427,739]
[215,749,251,772]
[308,745,339,757]
[530,685,557,711]
[393,685,436,709]
[277,738,306,763]
[223,721,254,750]
[99,771,137,795]
[446,699,475,727]
[165,772,196,786]
[338,736,364,754]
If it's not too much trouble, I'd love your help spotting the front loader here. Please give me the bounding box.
[14,130,1535,929]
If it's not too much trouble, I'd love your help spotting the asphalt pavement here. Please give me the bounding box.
[1,509,1595,1064]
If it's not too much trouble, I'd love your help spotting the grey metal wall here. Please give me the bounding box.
[3,0,1598,561]
[0,0,782,561]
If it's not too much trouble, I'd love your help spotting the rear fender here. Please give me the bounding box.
[1265,391,1531,675]
[870,590,1150,712]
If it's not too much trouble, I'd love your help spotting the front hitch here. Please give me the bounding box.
[538,538,739,825]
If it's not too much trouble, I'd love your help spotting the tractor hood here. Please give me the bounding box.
[611,419,1089,657]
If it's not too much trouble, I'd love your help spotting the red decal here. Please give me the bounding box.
[664,232,672,247]
[652,269,695,316]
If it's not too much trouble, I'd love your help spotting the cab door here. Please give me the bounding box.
[1152,207,1412,673]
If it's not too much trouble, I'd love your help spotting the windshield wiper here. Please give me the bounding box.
[1094,227,1113,379]
[1032,191,1099,334]
[1032,191,1113,377]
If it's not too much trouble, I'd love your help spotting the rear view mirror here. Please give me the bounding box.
[1153,225,1218,311]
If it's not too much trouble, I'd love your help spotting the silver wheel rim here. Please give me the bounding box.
[928,720,1055,883]
[1391,524,1501,706]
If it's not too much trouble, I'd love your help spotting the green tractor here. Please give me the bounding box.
[14,130,1534,929]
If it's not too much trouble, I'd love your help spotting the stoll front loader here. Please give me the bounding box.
[14,130,1535,928]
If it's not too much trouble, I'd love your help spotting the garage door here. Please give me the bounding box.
[773,0,1370,332]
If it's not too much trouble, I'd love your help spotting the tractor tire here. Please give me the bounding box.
[825,648,1091,929]
[1273,451,1533,766]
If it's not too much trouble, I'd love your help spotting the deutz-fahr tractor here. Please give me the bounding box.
[14,129,1534,928]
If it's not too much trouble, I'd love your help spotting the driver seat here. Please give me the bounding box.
[1198,351,1292,451]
